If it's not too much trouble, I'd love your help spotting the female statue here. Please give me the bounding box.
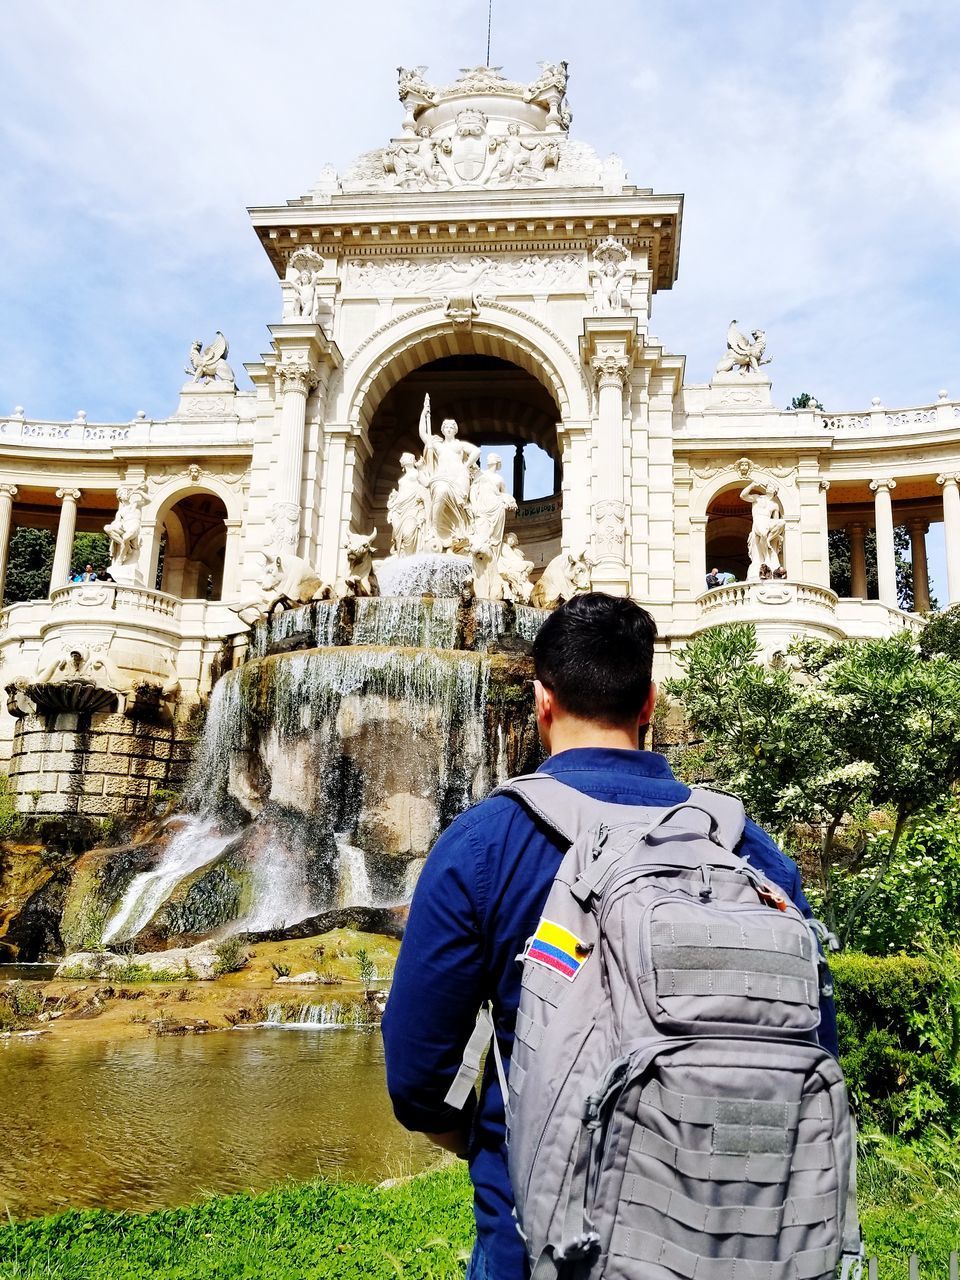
[387,452,428,556]
[417,394,480,551]
[469,454,517,560]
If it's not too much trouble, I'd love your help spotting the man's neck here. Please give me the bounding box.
[547,719,641,756]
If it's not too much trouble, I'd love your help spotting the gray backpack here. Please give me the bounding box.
[446,775,861,1280]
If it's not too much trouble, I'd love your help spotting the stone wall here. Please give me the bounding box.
[8,711,194,818]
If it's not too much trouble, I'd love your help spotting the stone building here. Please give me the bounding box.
[1,61,957,813]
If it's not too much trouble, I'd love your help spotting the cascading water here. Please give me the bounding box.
[262,1001,347,1029]
[102,817,236,945]
[75,588,543,951]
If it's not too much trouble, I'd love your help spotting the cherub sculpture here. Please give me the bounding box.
[185,333,236,385]
[715,321,771,375]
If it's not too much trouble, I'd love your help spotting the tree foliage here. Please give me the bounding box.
[664,624,960,943]
[3,528,113,605]
[919,604,960,661]
[4,527,55,603]
[788,392,824,411]
[828,525,922,611]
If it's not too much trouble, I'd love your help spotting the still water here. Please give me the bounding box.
[0,1028,436,1220]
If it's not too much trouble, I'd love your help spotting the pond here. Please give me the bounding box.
[0,1027,436,1220]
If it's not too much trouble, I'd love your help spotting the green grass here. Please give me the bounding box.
[1,1152,959,1279]
[0,1166,474,1280]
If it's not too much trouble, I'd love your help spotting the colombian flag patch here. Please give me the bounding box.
[526,918,589,981]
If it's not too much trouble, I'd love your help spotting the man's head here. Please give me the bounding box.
[531,592,657,753]
[709,567,719,576]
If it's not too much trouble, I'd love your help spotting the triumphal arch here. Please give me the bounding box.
[0,61,958,814]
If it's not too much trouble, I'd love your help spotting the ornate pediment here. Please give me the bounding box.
[339,61,617,194]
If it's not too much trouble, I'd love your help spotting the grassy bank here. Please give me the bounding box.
[2,1154,960,1280]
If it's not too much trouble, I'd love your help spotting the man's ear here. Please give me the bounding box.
[533,679,552,722]
[638,680,657,729]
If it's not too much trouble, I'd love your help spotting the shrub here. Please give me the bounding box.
[833,949,960,1137]
[355,948,376,994]
[213,936,249,976]
[271,962,291,979]
[819,800,960,954]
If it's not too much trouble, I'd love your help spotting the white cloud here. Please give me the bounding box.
[0,0,957,421]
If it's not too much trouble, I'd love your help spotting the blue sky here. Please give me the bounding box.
[1,0,957,597]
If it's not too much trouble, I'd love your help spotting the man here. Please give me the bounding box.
[383,593,837,1280]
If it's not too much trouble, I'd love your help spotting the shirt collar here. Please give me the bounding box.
[537,747,677,780]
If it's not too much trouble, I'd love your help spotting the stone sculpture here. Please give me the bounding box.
[337,530,379,598]
[530,551,593,608]
[104,483,147,584]
[384,128,449,189]
[590,238,632,314]
[416,394,480,552]
[715,321,771,376]
[493,123,558,184]
[498,533,535,604]
[230,552,328,626]
[30,643,133,714]
[470,455,517,561]
[185,333,236,385]
[740,481,786,579]
[387,453,428,556]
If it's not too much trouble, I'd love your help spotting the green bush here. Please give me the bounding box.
[833,950,960,1136]
[823,801,960,954]
[213,936,249,976]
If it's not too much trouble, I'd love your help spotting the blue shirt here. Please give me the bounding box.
[382,748,838,1280]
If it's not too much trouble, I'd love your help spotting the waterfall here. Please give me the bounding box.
[335,836,373,908]
[248,601,338,659]
[102,816,235,945]
[515,605,549,642]
[353,597,458,649]
[262,1001,346,1029]
[73,596,536,947]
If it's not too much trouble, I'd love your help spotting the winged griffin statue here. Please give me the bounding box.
[185,332,236,385]
[715,320,771,375]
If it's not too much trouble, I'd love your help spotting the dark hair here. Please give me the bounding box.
[532,592,657,725]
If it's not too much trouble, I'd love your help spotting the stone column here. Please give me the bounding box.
[589,353,631,595]
[318,424,352,584]
[221,519,243,599]
[50,487,81,592]
[937,473,960,605]
[869,479,897,608]
[580,319,636,597]
[848,522,868,599]
[0,483,18,602]
[270,361,318,556]
[513,446,525,503]
[906,518,931,613]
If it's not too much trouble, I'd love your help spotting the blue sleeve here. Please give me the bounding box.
[739,822,839,1060]
[382,812,487,1134]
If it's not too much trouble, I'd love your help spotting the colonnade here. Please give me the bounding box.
[0,483,84,600]
[842,472,960,610]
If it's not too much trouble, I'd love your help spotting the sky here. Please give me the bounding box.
[1,0,957,591]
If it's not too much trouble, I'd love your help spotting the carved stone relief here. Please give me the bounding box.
[344,253,585,296]
[592,499,628,559]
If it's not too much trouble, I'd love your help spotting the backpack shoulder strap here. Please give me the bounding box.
[493,774,655,846]
[495,775,747,853]
[687,786,746,853]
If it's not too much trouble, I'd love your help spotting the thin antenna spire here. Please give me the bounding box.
[486,0,492,66]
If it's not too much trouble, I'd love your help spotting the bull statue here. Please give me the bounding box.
[336,529,379,598]
[230,552,330,626]
[530,551,593,609]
